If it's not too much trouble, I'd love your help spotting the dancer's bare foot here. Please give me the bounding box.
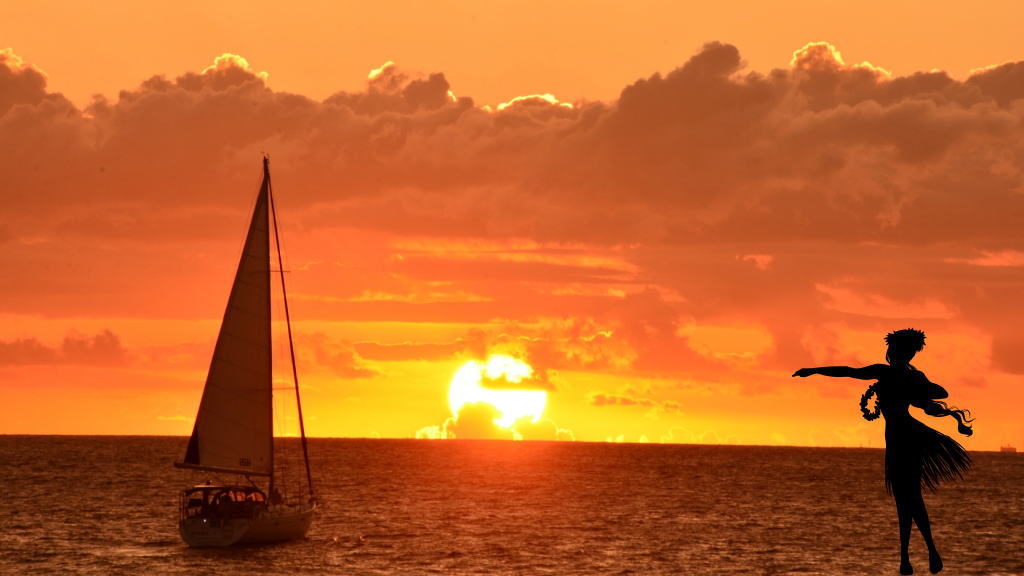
[900,557,914,575]
[929,549,943,574]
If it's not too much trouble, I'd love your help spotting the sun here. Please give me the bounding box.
[448,355,546,428]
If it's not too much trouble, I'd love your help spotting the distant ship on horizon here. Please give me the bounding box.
[1000,445,1017,453]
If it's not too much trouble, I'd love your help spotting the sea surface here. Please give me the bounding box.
[1,436,1021,575]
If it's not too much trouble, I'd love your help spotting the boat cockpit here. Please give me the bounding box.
[180,485,267,520]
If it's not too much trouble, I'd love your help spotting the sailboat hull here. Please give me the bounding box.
[180,503,316,547]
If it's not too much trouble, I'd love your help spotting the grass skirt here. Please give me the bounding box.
[885,418,970,494]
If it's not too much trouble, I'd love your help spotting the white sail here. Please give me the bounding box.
[177,169,273,476]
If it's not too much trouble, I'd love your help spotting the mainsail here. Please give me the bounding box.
[176,162,273,476]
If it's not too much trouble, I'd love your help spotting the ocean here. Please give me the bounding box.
[1,436,1021,575]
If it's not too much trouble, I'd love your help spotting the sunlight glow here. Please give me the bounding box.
[448,355,546,428]
[368,60,395,80]
[496,93,574,111]
[790,41,891,77]
[0,48,36,73]
[203,53,250,73]
[790,41,846,68]
[200,53,269,81]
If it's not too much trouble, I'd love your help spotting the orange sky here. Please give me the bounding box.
[1,1,1023,449]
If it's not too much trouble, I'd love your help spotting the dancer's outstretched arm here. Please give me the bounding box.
[792,364,887,379]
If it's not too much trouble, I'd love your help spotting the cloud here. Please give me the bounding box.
[0,48,53,115]
[61,330,128,364]
[815,283,957,319]
[156,415,191,422]
[419,403,574,441]
[201,53,268,81]
[590,392,683,414]
[738,253,773,270]
[443,403,515,440]
[4,42,1024,249]
[0,336,59,365]
[351,319,640,384]
[945,250,1024,267]
[303,333,377,379]
[966,61,1024,107]
[0,330,127,365]
[414,424,443,439]
[514,417,576,441]
[355,340,464,362]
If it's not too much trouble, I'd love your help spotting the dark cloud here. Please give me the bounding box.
[967,61,1024,107]
[0,49,64,115]
[0,337,59,365]
[2,42,1023,247]
[0,330,127,365]
[61,330,127,364]
[3,42,1021,259]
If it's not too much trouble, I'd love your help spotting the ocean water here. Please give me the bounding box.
[1,437,1021,575]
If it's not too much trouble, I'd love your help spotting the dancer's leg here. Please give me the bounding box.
[894,490,914,575]
[908,490,942,574]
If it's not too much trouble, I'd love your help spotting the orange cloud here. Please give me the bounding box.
[303,333,377,379]
[946,250,1024,267]
[815,284,957,320]
[590,392,683,414]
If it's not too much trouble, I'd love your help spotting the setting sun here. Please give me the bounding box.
[448,355,546,428]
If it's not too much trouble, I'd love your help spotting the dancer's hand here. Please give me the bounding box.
[792,368,815,377]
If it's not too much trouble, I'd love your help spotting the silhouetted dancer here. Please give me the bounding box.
[793,329,973,575]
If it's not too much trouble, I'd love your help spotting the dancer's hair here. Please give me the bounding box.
[885,328,926,354]
[859,329,974,436]
[923,400,975,436]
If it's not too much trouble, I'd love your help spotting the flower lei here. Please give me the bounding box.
[860,383,881,421]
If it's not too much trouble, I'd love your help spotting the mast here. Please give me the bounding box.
[265,158,276,500]
[266,156,316,502]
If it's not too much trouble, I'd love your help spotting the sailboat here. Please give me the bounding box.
[174,157,317,547]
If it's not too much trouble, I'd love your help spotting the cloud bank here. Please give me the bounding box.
[2,41,1022,443]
